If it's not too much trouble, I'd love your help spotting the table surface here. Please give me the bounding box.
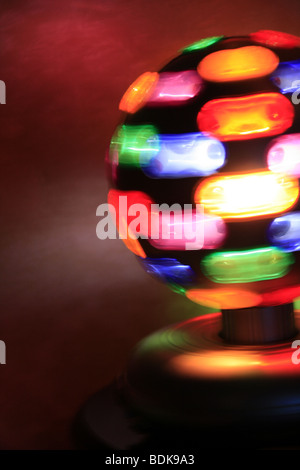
[1,0,300,449]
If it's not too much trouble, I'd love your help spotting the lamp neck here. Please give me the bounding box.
[220,303,297,345]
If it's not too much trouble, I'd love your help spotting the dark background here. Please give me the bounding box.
[1,0,300,450]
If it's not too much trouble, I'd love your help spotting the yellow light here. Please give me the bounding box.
[170,351,263,378]
[198,46,279,82]
[195,170,299,219]
[119,72,159,114]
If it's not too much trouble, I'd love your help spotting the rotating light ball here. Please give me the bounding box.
[107,30,300,312]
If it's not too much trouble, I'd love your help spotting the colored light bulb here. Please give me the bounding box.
[250,30,300,49]
[108,31,300,310]
[180,36,223,53]
[144,210,227,251]
[269,213,300,251]
[147,71,203,105]
[107,189,154,229]
[168,283,187,295]
[110,124,159,167]
[197,93,294,141]
[139,258,196,286]
[267,134,300,176]
[198,46,279,82]
[201,247,294,283]
[119,72,159,114]
[119,224,147,258]
[261,285,300,306]
[195,170,299,220]
[141,132,226,178]
[186,288,262,309]
[271,59,300,94]
[108,189,154,258]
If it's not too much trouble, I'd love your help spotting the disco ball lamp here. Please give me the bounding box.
[105,30,300,447]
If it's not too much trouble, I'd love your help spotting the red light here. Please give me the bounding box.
[197,93,294,141]
[261,285,300,306]
[108,189,153,258]
[108,189,154,227]
[250,30,300,49]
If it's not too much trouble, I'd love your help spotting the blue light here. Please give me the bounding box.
[140,133,226,178]
[139,257,196,285]
[271,59,300,94]
[269,213,300,251]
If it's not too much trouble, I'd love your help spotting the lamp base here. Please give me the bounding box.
[75,311,300,450]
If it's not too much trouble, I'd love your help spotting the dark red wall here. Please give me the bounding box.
[1,0,299,449]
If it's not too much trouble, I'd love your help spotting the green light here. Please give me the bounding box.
[109,124,159,167]
[201,247,294,284]
[168,283,187,295]
[180,36,223,54]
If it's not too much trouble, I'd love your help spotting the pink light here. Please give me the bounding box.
[145,210,227,251]
[147,71,203,105]
[267,134,300,176]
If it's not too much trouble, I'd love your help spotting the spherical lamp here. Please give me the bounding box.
[83,30,300,449]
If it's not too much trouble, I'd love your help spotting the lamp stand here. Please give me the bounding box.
[75,304,300,449]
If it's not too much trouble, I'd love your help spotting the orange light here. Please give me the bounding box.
[169,348,298,378]
[119,218,147,258]
[195,170,299,220]
[107,189,152,258]
[197,46,279,82]
[119,72,159,114]
[186,288,261,309]
[197,93,294,141]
